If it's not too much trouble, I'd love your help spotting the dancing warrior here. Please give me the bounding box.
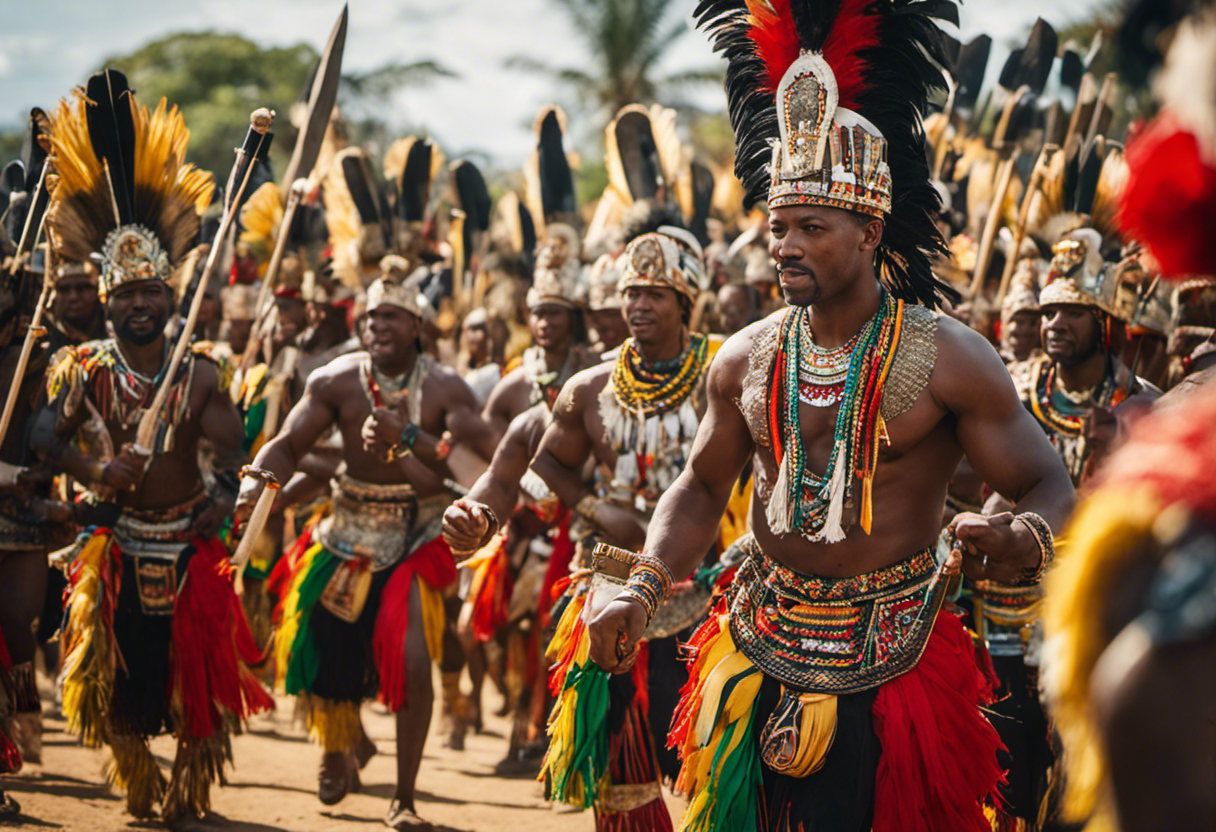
[530,225,714,830]
[33,70,270,823]
[586,4,1076,831]
[239,269,496,831]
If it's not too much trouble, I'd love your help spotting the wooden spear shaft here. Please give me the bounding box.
[995,144,1057,305]
[234,179,305,379]
[132,111,272,456]
[0,221,50,452]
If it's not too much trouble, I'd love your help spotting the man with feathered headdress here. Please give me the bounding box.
[581,3,1075,830]
[237,261,498,829]
[29,70,271,823]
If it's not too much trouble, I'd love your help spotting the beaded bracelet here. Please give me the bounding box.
[1013,511,1055,585]
[388,423,421,461]
[620,554,676,624]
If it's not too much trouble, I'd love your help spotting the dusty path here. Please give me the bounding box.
[3,674,684,831]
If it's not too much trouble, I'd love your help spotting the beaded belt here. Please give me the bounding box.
[317,474,418,571]
[973,581,1042,656]
[0,513,42,551]
[728,535,947,694]
[113,491,208,560]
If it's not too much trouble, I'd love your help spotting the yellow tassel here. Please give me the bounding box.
[302,695,361,754]
[60,532,117,749]
[418,579,445,663]
[105,733,165,820]
[1042,486,1160,824]
[162,730,230,822]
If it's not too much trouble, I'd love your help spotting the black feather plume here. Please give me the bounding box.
[85,69,137,224]
[399,139,433,223]
[952,35,991,111]
[689,160,715,246]
[536,109,577,225]
[613,110,662,202]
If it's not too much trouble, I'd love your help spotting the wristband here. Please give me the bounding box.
[388,423,421,461]
[620,555,675,625]
[1013,512,1055,585]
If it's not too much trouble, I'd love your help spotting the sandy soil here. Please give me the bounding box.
[2,672,685,832]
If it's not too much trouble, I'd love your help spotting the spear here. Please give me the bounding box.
[233,4,347,381]
[0,158,53,459]
[131,109,274,457]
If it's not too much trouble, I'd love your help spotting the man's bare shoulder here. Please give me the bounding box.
[932,313,1019,410]
[306,351,365,396]
[553,361,613,417]
[711,309,785,395]
[426,358,479,403]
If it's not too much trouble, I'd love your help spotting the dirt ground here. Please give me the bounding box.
[2,671,685,832]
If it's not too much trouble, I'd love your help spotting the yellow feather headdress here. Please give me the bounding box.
[46,69,213,298]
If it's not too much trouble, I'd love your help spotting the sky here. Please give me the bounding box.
[0,0,1110,168]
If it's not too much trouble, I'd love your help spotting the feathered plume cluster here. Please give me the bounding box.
[47,70,213,273]
[695,0,961,308]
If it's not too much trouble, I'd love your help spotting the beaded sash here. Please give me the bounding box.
[316,474,418,571]
[728,534,947,693]
[114,491,209,560]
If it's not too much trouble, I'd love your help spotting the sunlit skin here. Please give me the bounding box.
[1041,303,1107,393]
[462,316,490,367]
[108,280,172,347]
[240,298,497,820]
[482,303,583,435]
[624,285,685,356]
[273,295,308,351]
[717,283,757,335]
[584,203,1074,674]
[1005,309,1041,362]
[52,274,99,330]
[590,307,630,352]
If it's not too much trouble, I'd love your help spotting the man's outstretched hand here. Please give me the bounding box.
[587,597,648,674]
[947,511,1040,584]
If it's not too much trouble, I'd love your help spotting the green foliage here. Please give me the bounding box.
[102,31,318,181]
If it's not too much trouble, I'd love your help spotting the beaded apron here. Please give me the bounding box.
[316,474,418,571]
[727,534,948,693]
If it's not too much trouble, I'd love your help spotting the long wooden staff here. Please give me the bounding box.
[995,144,1058,304]
[0,161,52,455]
[132,109,273,456]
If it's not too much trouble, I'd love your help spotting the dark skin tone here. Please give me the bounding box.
[34,280,243,538]
[589,307,630,352]
[482,303,576,435]
[239,300,497,821]
[717,282,757,335]
[1041,303,1107,390]
[52,274,100,330]
[587,204,1075,673]
[530,285,691,554]
[273,295,308,352]
[1004,309,1040,363]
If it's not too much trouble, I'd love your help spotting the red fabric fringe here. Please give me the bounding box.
[0,621,19,774]
[469,538,512,643]
[601,644,673,832]
[871,609,1005,832]
[268,520,314,611]
[538,513,575,629]
[373,536,457,712]
[1121,114,1216,279]
[172,536,275,740]
[666,599,726,752]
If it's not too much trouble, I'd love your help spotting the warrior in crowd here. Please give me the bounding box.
[30,70,272,823]
[584,4,1075,832]
[240,267,496,830]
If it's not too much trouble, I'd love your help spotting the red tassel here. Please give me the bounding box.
[666,602,726,751]
[871,609,1006,832]
[538,513,575,629]
[172,536,274,740]
[268,520,315,610]
[373,537,457,712]
[1121,115,1216,279]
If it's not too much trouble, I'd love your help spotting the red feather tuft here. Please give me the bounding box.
[747,0,801,92]
[1120,113,1216,280]
[822,0,880,110]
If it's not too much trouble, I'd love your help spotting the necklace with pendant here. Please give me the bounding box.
[798,316,873,408]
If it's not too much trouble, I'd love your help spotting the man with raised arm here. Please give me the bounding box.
[584,3,1076,831]
[237,268,496,832]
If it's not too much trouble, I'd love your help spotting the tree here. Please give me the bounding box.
[99,32,456,182]
[504,0,721,131]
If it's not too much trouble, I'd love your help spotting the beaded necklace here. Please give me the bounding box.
[362,353,427,426]
[1029,358,1124,438]
[766,292,904,542]
[600,333,709,503]
[610,333,707,418]
[798,313,876,408]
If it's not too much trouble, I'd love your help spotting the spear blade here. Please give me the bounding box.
[281,5,348,188]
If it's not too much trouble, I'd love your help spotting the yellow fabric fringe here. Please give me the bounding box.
[273,542,327,691]
[60,532,117,749]
[1042,485,1161,830]
[418,578,445,663]
[105,733,165,819]
[161,730,231,822]
[540,590,593,804]
[302,695,362,754]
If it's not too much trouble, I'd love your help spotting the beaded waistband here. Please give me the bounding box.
[113,491,208,560]
[728,534,947,693]
[973,581,1042,655]
[317,474,418,570]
